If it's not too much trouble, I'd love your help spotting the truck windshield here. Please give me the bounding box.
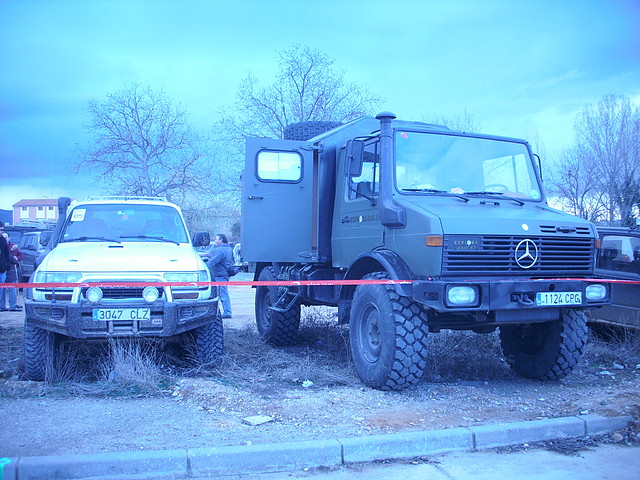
[61,204,189,244]
[395,131,542,201]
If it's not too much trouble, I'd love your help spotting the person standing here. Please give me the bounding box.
[0,232,23,311]
[207,233,233,318]
[0,233,14,312]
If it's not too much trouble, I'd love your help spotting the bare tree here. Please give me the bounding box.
[421,109,481,133]
[218,44,381,146]
[575,95,640,225]
[548,147,606,222]
[77,84,214,201]
[550,94,640,225]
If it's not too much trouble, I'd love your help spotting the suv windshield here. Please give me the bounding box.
[395,131,542,201]
[61,204,189,244]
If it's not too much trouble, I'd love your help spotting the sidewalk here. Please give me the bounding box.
[1,414,632,480]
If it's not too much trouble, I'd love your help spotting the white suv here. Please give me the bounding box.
[24,197,222,380]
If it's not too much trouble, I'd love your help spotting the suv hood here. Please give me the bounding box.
[37,242,204,273]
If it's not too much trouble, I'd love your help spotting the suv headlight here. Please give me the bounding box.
[34,271,83,284]
[164,271,209,283]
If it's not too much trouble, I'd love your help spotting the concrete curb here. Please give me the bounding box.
[1,415,632,480]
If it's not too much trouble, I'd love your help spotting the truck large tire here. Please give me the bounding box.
[349,272,429,390]
[255,266,301,345]
[499,309,588,380]
[283,121,342,141]
[24,321,59,381]
[193,312,224,364]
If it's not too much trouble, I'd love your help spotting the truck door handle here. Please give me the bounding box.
[248,196,264,200]
[341,216,351,224]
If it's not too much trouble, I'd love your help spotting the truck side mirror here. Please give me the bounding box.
[346,140,365,177]
[192,231,210,247]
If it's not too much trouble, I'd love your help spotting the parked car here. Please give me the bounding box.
[3,224,42,247]
[18,230,53,282]
[589,226,640,333]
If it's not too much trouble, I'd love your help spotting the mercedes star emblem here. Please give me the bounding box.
[515,239,538,269]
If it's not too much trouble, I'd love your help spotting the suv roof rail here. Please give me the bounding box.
[84,196,168,202]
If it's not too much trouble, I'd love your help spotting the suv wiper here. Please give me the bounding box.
[120,235,180,245]
[464,191,525,206]
[62,236,122,243]
[401,188,469,202]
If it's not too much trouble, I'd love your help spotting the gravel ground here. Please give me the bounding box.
[1,283,639,458]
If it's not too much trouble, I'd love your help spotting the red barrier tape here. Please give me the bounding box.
[1,278,638,289]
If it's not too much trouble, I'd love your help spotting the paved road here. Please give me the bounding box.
[190,444,640,480]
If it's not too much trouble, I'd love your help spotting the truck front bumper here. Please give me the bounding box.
[411,278,610,323]
[25,298,219,339]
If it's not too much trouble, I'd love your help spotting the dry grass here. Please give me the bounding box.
[205,306,357,388]
[424,330,512,382]
[585,327,640,369]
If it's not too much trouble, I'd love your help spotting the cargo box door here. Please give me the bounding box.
[242,137,316,263]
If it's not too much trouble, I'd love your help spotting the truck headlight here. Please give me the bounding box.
[585,284,607,301]
[446,285,479,306]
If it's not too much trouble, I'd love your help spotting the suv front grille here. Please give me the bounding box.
[443,235,594,277]
[81,287,165,300]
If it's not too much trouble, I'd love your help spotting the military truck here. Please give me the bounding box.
[241,112,610,390]
[24,196,222,380]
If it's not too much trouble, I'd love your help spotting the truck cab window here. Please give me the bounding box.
[347,140,379,200]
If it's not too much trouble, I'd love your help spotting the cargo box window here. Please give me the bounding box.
[257,151,302,182]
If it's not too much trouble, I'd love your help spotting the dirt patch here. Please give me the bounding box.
[1,285,639,458]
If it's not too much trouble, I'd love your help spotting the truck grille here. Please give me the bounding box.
[442,235,594,277]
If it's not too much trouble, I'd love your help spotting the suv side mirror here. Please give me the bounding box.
[40,233,51,247]
[192,231,210,247]
[346,140,364,177]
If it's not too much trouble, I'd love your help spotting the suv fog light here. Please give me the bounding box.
[586,284,607,301]
[86,287,103,303]
[143,286,160,303]
[447,286,478,306]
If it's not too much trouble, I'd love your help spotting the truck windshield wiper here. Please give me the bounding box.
[62,236,122,243]
[464,191,525,206]
[120,235,180,245]
[401,188,469,202]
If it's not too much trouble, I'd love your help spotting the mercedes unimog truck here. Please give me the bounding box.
[241,112,610,390]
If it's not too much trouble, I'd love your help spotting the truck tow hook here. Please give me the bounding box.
[513,292,535,306]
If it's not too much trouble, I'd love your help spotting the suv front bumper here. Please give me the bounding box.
[25,298,219,339]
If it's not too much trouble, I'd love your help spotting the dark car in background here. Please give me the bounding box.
[195,243,216,263]
[589,226,640,333]
[18,230,53,281]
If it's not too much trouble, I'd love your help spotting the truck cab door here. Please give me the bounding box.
[332,141,384,267]
[242,137,316,263]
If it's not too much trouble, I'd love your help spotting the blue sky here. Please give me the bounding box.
[1,0,639,211]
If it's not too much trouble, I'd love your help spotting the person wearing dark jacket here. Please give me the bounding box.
[207,233,233,318]
[0,232,23,311]
[0,233,15,311]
